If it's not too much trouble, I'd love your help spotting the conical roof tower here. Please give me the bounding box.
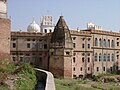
[51,16,69,44]
[49,16,73,79]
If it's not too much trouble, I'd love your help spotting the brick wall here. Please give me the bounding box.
[0,18,11,60]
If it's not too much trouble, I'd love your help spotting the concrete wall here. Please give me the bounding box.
[35,68,56,90]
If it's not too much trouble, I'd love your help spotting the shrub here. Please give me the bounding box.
[15,64,37,90]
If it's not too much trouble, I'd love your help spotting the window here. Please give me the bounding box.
[97,67,99,72]
[39,57,42,66]
[117,38,119,40]
[103,67,105,71]
[73,67,75,71]
[32,39,35,41]
[73,43,76,48]
[25,57,30,63]
[117,51,119,53]
[88,38,90,41]
[73,37,76,40]
[82,44,84,48]
[27,39,30,41]
[82,53,85,56]
[95,53,97,61]
[49,29,52,32]
[104,39,106,47]
[112,54,114,61]
[27,43,30,48]
[44,44,47,49]
[26,53,30,56]
[12,38,16,41]
[39,43,42,49]
[117,42,119,46]
[104,54,106,61]
[39,39,42,41]
[13,43,16,48]
[88,57,90,62]
[45,29,47,33]
[80,67,82,71]
[108,54,110,61]
[13,57,16,61]
[111,40,114,47]
[110,67,113,72]
[66,52,70,55]
[99,39,102,47]
[88,44,90,48]
[20,53,23,55]
[20,57,23,62]
[73,57,75,63]
[73,53,76,56]
[117,55,119,59]
[88,53,90,56]
[95,38,98,46]
[82,57,84,63]
[51,52,53,55]
[108,40,110,47]
[99,53,102,61]
[88,67,90,71]
[82,38,85,41]
[73,75,76,78]
[12,53,16,55]
[32,43,36,48]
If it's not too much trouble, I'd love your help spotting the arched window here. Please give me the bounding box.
[99,38,102,47]
[111,40,114,48]
[112,54,114,61]
[95,53,97,61]
[99,53,102,61]
[82,57,84,62]
[107,54,110,61]
[108,40,110,47]
[44,29,47,33]
[104,39,106,47]
[95,38,98,46]
[104,53,106,61]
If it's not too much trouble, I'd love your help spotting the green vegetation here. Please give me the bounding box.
[0,60,37,90]
[55,78,96,90]
[55,77,120,90]
[15,64,37,90]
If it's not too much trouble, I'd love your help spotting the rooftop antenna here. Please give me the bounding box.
[61,13,63,16]
[77,27,79,30]
[32,16,35,23]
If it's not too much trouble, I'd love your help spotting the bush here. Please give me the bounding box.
[15,64,37,90]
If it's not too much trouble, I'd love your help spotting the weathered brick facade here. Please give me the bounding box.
[0,18,11,60]
[49,16,73,79]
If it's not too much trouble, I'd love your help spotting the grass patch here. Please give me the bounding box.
[55,78,120,90]
[55,78,96,90]
[0,60,37,90]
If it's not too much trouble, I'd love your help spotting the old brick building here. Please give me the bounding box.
[0,0,11,60]
[10,16,120,79]
[1,0,119,79]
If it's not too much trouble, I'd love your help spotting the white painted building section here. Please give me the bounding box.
[40,16,55,33]
[0,0,8,18]
[87,22,102,30]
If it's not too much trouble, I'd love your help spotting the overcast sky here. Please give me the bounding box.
[8,0,120,32]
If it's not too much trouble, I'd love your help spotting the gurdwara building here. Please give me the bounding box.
[0,0,120,79]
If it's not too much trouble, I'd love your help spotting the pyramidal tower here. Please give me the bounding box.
[49,16,73,79]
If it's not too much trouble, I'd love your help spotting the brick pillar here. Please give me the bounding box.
[0,18,11,61]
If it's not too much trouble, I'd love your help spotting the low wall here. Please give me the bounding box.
[35,68,56,90]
